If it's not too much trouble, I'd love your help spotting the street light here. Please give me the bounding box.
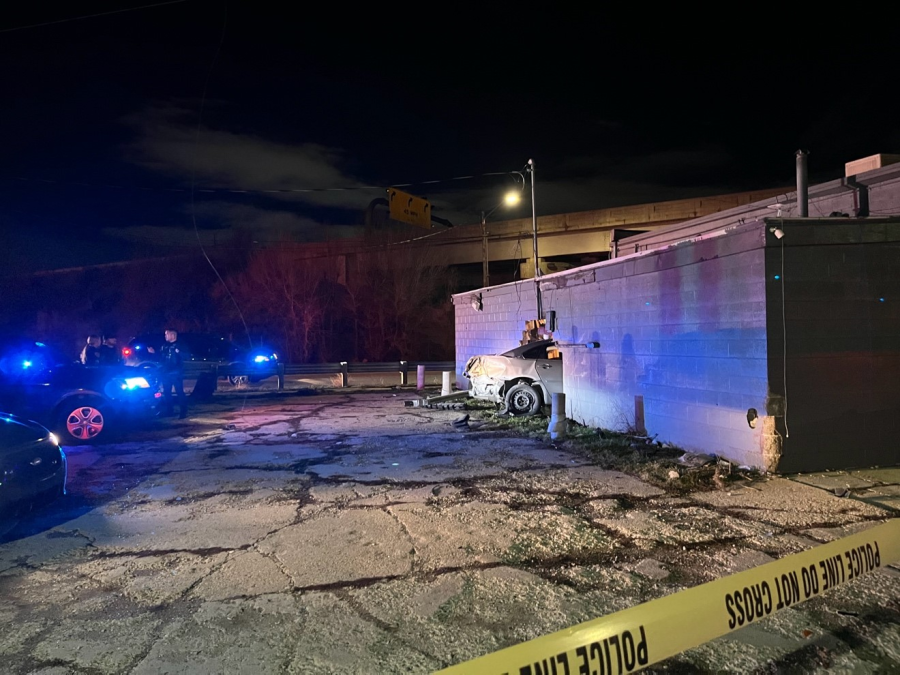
[480,189,522,288]
[526,158,542,320]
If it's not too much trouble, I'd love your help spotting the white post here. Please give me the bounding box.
[547,392,567,440]
[441,371,452,396]
[416,364,425,390]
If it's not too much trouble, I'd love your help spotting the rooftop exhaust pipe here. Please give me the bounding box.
[796,149,809,217]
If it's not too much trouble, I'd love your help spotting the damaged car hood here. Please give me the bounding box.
[464,355,540,381]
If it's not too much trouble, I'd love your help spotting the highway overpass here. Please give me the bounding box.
[293,188,788,290]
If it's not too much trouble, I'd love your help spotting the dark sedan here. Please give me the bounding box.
[1,413,67,535]
[0,339,161,444]
[123,332,280,384]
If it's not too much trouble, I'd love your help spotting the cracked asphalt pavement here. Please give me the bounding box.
[1,387,898,674]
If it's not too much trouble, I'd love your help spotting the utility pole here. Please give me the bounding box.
[527,159,542,320]
[481,211,489,287]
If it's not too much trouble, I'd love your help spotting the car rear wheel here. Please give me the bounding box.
[503,382,542,416]
[225,362,247,386]
[56,399,107,444]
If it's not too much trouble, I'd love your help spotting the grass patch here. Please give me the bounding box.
[467,406,762,495]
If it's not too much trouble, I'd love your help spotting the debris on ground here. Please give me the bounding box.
[713,465,728,490]
[623,433,659,445]
[677,452,716,468]
[404,392,469,410]
[452,414,470,429]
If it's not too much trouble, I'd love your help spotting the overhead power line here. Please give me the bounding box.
[1,171,518,196]
[0,0,190,34]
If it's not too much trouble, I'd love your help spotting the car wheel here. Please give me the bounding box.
[227,375,248,386]
[503,382,542,416]
[56,399,107,444]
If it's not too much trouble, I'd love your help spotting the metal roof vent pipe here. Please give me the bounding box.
[796,149,809,217]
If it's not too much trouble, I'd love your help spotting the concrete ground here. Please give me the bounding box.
[1,385,898,674]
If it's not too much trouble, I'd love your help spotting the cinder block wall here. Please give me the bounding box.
[804,170,900,218]
[552,226,770,469]
[454,217,900,472]
[454,223,772,469]
[765,220,900,472]
[453,283,539,388]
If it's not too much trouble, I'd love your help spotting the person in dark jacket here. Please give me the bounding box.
[80,335,102,366]
[158,329,187,418]
[100,336,122,365]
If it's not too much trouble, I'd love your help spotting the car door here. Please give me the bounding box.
[0,371,22,417]
[0,358,55,425]
[519,343,563,395]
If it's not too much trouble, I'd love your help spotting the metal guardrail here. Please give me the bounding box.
[182,360,456,391]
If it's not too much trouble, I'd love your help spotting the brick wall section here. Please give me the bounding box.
[455,223,771,469]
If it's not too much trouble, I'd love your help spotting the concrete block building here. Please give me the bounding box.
[453,159,900,473]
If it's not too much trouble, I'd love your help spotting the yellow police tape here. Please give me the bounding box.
[434,518,900,675]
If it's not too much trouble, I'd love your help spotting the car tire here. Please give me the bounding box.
[224,362,247,386]
[55,397,108,444]
[503,382,542,416]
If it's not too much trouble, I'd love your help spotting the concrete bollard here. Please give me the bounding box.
[417,364,425,390]
[399,361,408,386]
[547,392,568,440]
[441,371,452,396]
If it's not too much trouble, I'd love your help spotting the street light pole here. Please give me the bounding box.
[481,210,489,288]
[480,187,523,289]
[527,158,542,320]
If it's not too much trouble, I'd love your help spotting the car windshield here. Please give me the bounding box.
[500,341,555,359]
[131,335,163,349]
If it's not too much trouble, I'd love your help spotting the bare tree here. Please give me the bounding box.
[344,237,456,361]
[219,246,334,363]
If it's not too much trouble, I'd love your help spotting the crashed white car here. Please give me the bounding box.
[462,340,563,416]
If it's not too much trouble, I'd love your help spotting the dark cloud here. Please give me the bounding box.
[123,104,366,197]
[3,7,898,274]
[101,201,364,248]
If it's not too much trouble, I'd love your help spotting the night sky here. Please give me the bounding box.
[3,2,899,273]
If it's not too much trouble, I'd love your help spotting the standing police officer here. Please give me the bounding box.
[100,336,122,365]
[80,335,102,366]
[159,329,187,419]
